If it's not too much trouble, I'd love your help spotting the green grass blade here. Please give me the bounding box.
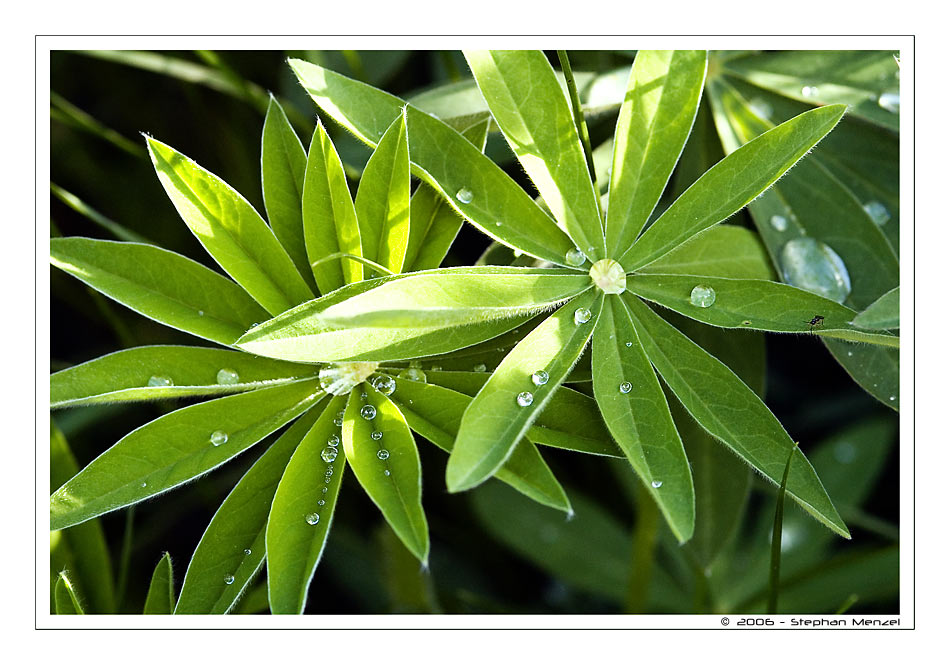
[50,380,324,531]
[607,50,707,256]
[289,58,577,265]
[51,345,316,409]
[266,397,348,614]
[447,290,603,492]
[464,50,605,259]
[147,137,314,315]
[592,296,695,542]
[175,408,322,614]
[302,120,364,291]
[343,387,429,563]
[767,443,798,613]
[620,104,847,271]
[355,108,411,274]
[54,571,84,614]
[261,96,315,292]
[638,225,774,280]
[50,91,144,159]
[50,183,150,244]
[625,294,849,538]
[143,553,175,614]
[852,286,899,330]
[50,237,269,346]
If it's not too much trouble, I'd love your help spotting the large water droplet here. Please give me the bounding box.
[377,449,390,461]
[651,480,663,488]
[398,368,427,383]
[371,430,383,441]
[863,200,891,226]
[565,247,587,267]
[516,391,534,407]
[321,447,339,463]
[801,85,819,98]
[216,368,240,385]
[877,91,900,113]
[531,370,549,387]
[210,430,229,447]
[305,513,321,525]
[372,375,396,396]
[589,259,626,294]
[770,215,789,232]
[360,405,377,420]
[148,375,173,387]
[619,382,633,394]
[224,575,235,585]
[574,308,592,325]
[327,434,340,447]
[779,238,852,304]
[456,187,473,204]
[690,285,716,308]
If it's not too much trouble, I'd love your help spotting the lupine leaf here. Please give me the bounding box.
[267,396,348,614]
[607,50,707,255]
[638,225,774,280]
[50,379,324,530]
[852,286,899,330]
[143,553,174,614]
[447,290,603,492]
[147,137,314,314]
[51,346,316,408]
[175,408,323,614]
[50,238,268,346]
[54,571,84,614]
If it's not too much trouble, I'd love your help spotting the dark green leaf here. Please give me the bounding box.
[143,553,174,614]
[852,286,899,330]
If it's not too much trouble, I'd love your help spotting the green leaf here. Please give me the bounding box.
[464,50,605,258]
[51,345,316,408]
[639,225,775,280]
[54,571,84,614]
[852,286,899,330]
[592,296,694,542]
[289,58,577,265]
[354,109,411,274]
[261,96,315,292]
[386,375,571,512]
[143,553,174,614]
[50,422,115,614]
[50,379,324,530]
[302,119,364,291]
[147,137,314,315]
[447,290,603,492]
[376,524,440,613]
[404,119,490,272]
[627,274,899,347]
[50,238,268,346]
[175,408,323,614]
[50,183,151,244]
[624,295,849,538]
[266,396,348,614]
[344,387,428,562]
[619,104,847,271]
[607,50,707,256]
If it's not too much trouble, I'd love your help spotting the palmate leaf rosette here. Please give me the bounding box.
[272,49,893,542]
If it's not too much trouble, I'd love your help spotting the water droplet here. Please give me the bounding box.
[141,482,147,488]
[398,368,427,383]
[371,430,383,441]
[651,480,663,488]
[147,375,173,387]
[473,363,487,373]
[589,258,626,294]
[877,91,900,113]
[383,469,391,476]
[305,513,321,525]
[619,382,633,394]
[377,449,390,461]
[216,368,240,385]
[770,215,788,232]
[834,441,857,464]
[317,500,325,506]
[197,310,204,316]
[531,370,549,387]
[321,447,338,463]
[780,238,851,304]
[690,285,716,308]
[801,85,819,98]
[863,200,891,226]
[889,395,896,401]
[243,548,252,556]
[742,320,752,326]
[565,247,587,267]
[574,308,592,325]
[321,487,328,494]
[372,374,396,396]
[516,391,534,407]
[327,434,340,447]
[456,187,473,204]
[360,405,377,420]
[333,417,344,427]
[625,342,632,348]
[361,392,368,399]
[847,351,853,357]
[430,365,442,372]
[210,430,229,447]
[224,575,235,585]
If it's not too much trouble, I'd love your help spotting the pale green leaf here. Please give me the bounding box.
[143,553,174,614]
[639,225,775,280]
[54,571,84,614]
[607,50,707,255]
[50,379,324,531]
[50,238,268,346]
[147,137,314,315]
[852,286,899,330]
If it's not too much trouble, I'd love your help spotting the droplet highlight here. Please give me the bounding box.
[651,480,663,488]
[801,85,819,98]
[877,91,900,114]
[321,447,339,463]
[531,370,549,387]
[210,430,229,447]
[619,382,633,394]
[565,247,587,267]
[224,574,235,585]
[516,391,534,407]
[327,434,340,447]
[372,375,396,396]
[371,430,383,441]
[360,405,377,420]
[216,368,240,385]
[690,285,716,308]
[779,237,852,304]
[456,187,474,204]
[305,513,321,525]
[377,449,390,461]
[243,548,252,556]
[574,308,592,325]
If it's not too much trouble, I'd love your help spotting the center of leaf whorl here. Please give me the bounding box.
[589,259,626,295]
[318,361,379,396]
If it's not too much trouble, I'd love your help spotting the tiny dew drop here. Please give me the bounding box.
[383,470,391,476]
[651,480,663,488]
[516,391,534,407]
[473,363,487,373]
[770,215,788,232]
[333,417,344,427]
[625,342,632,348]
[689,285,716,308]
[801,85,819,97]
[224,575,235,585]
[371,430,383,441]
[321,447,339,463]
[574,308,592,325]
[141,482,147,488]
[889,395,896,401]
[216,368,240,385]
[377,449,390,461]
[305,513,321,525]
[456,187,474,204]
[531,370,549,387]
[243,548,252,556]
[210,430,229,447]
[742,320,752,326]
[360,405,377,420]
[430,365,442,372]
[148,375,173,387]
[372,375,396,396]
[565,247,587,267]
[863,200,891,226]
[317,499,325,506]
[327,434,340,447]
[619,382,633,394]
[398,368,427,383]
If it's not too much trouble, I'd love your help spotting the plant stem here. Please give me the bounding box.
[115,506,135,612]
[556,50,604,222]
[767,442,798,613]
[624,482,659,613]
